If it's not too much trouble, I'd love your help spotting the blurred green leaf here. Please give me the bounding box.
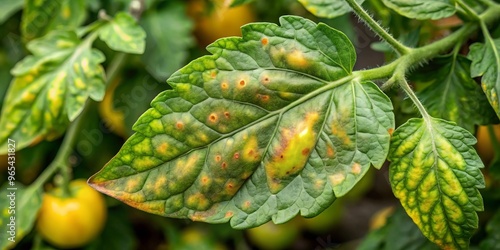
[0,31,106,153]
[0,0,24,24]
[141,3,194,81]
[21,0,86,41]
[85,208,137,250]
[98,12,146,54]
[413,54,494,132]
[468,38,500,119]
[359,207,439,250]
[89,15,394,229]
[298,0,365,18]
[0,183,43,250]
[480,209,500,250]
[389,118,485,249]
[381,0,455,20]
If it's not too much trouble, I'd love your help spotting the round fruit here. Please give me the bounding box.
[187,0,256,47]
[476,125,500,165]
[36,179,107,248]
[246,220,300,250]
[301,200,344,233]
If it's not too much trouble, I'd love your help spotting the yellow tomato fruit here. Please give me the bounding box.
[187,0,256,47]
[301,200,344,233]
[98,77,127,138]
[476,125,500,165]
[36,179,107,248]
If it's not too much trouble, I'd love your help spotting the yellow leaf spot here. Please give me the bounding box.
[62,5,70,19]
[351,162,361,175]
[22,92,36,103]
[186,193,210,210]
[286,50,309,68]
[329,173,345,186]
[74,78,85,89]
[156,142,169,155]
[125,179,141,192]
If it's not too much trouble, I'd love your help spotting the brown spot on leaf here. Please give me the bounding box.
[215,155,222,162]
[221,82,228,90]
[210,71,217,79]
[262,76,270,83]
[225,211,233,218]
[260,95,270,101]
[327,146,335,157]
[234,152,240,159]
[302,148,310,156]
[388,128,394,136]
[176,121,184,130]
[243,201,251,210]
[221,162,227,169]
[209,113,218,123]
[224,111,230,119]
[261,37,268,45]
[239,79,246,87]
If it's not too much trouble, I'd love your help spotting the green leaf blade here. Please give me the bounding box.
[99,12,146,54]
[89,16,394,229]
[0,31,106,153]
[468,38,500,119]
[0,183,43,250]
[298,0,365,19]
[414,54,495,132]
[21,0,86,40]
[389,118,485,249]
[382,0,456,20]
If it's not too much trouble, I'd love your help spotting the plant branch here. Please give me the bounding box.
[345,0,412,55]
[457,0,480,20]
[478,0,499,7]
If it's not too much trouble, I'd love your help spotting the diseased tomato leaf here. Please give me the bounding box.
[298,0,365,19]
[89,16,394,228]
[382,0,456,20]
[98,12,146,54]
[479,209,500,249]
[413,54,496,132]
[21,0,86,41]
[0,31,106,153]
[0,183,43,249]
[468,38,500,119]
[389,118,485,250]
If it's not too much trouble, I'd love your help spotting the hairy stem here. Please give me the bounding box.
[354,3,500,86]
[345,0,412,55]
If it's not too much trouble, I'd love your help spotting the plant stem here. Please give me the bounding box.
[29,102,90,197]
[345,0,412,55]
[478,0,498,7]
[457,0,480,20]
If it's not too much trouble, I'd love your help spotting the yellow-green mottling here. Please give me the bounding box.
[389,118,485,250]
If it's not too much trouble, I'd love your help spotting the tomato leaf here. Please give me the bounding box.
[358,207,439,250]
[468,38,500,119]
[141,4,194,81]
[21,0,86,41]
[89,16,394,228]
[479,209,500,250]
[298,0,365,18]
[381,0,456,20]
[0,31,105,153]
[389,118,485,249]
[98,12,146,54]
[0,0,24,24]
[0,183,43,250]
[413,54,495,132]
